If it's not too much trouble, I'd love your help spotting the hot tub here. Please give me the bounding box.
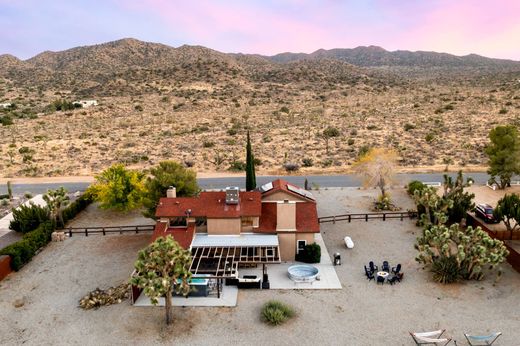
[174,275,210,297]
[288,264,319,283]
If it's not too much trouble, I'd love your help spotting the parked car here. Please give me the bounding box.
[474,204,498,223]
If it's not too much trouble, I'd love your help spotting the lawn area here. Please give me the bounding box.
[0,188,518,345]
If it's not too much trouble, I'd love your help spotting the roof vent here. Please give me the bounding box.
[225,187,239,205]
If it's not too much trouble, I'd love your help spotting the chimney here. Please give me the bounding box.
[166,186,176,198]
[225,187,239,205]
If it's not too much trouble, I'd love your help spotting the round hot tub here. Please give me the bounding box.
[288,264,319,283]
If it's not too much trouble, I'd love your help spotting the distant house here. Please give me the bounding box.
[73,100,98,108]
[0,102,13,109]
[153,178,318,271]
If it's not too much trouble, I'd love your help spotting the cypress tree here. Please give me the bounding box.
[246,131,256,191]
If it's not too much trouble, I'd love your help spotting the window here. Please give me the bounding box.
[266,248,274,257]
[169,217,187,227]
[297,240,307,254]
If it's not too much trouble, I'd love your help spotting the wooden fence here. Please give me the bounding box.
[318,211,418,224]
[65,224,155,237]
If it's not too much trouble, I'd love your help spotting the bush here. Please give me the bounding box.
[283,163,300,172]
[261,300,295,326]
[61,193,93,226]
[296,243,321,263]
[403,123,415,131]
[431,256,462,284]
[0,221,55,271]
[407,180,426,196]
[10,203,51,233]
[229,160,246,172]
[301,158,314,167]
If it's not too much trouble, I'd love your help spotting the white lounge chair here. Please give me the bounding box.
[464,332,502,346]
[410,330,452,346]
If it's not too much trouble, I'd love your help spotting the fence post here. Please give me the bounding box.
[102,228,106,236]
[400,213,404,221]
[333,216,336,224]
[365,214,368,222]
[85,228,88,237]
[383,213,386,221]
[136,226,139,234]
[69,228,72,237]
[120,227,122,234]
[348,215,351,223]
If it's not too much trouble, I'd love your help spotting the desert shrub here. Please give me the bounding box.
[134,105,143,111]
[302,158,314,167]
[227,128,238,136]
[261,300,295,326]
[407,180,426,196]
[499,108,508,114]
[10,203,51,233]
[347,138,355,145]
[279,106,290,113]
[425,133,435,142]
[229,160,246,172]
[296,243,321,263]
[431,256,462,284]
[404,123,415,131]
[203,140,215,148]
[0,115,13,126]
[283,163,299,172]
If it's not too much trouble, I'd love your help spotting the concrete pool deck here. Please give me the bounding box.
[240,233,342,290]
[133,284,238,307]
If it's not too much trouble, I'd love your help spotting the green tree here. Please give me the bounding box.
[142,161,199,218]
[485,125,520,189]
[245,131,256,191]
[130,236,192,325]
[415,224,509,282]
[494,193,520,239]
[88,164,145,212]
[43,187,70,228]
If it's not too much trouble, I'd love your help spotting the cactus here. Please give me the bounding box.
[7,180,12,200]
[416,224,509,282]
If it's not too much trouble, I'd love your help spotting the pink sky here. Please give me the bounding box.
[1,0,519,60]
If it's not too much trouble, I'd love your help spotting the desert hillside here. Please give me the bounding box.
[0,38,519,177]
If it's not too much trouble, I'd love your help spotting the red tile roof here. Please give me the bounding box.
[156,191,262,218]
[150,222,195,249]
[257,202,319,233]
[262,179,316,202]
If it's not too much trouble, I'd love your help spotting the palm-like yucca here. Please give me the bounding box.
[43,187,70,228]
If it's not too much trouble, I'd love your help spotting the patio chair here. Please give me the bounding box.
[410,330,452,345]
[388,275,399,285]
[364,266,374,281]
[392,263,401,275]
[464,332,502,345]
[376,275,385,285]
[369,261,378,273]
[382,260,390,272]
[396,272,404,282]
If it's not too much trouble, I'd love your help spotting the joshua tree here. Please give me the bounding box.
[131,236,192,325]
[43,187,70,228]
[322,126,340,154]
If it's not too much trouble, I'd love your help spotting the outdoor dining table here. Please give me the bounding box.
[376,271,389,279]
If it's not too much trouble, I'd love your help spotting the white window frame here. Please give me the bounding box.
[296,240,307,254]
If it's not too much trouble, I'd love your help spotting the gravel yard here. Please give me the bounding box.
[0,188,518,345]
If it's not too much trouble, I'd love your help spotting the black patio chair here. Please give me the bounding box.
[369,261,378,273]
[364,266,375,281]
[396,273,404,282]
[382,261,390,272]
[376,275,385,285]
[392,263,401,275]
[388,275,399,285]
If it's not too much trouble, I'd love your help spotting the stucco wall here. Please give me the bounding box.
[262,191,307,202]
[276,202,296,230]
[296,233,315,246]
[278,233,296,261]
[207,218,241,235]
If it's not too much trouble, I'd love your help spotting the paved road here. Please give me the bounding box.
[0,172,492,195]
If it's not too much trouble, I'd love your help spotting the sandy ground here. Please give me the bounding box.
[0,189,519,345]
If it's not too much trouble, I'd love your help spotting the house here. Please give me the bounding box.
[73,100,98,108]
[151,179,319,278]
[0,102,13,109]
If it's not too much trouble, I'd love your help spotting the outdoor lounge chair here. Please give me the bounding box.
[364,266,374,281]
[392,263,401,275]
[410,330,452,345]
[464,332,502,345]
[382,260,390,272]
[376,275,385,285]
[369,261,378,273]
[388,275,399,285]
